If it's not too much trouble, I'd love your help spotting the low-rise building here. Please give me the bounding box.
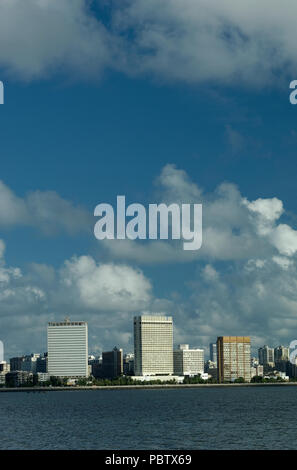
[36,372,50,383]
[0,361,10,385]
[173,344,204,376]
[251,365,264,378]
[5,371,33,387]
[132,375,184,383]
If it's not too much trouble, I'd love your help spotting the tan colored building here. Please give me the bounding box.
[217,336,251,383]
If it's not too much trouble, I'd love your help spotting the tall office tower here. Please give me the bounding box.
[274,346,289,362]
[10,356,24,371]
[102,347,123,379]
[123,353,134,376]
[36,353,47,373]
[209,343,217,365]
[274,345,290,372]
[173,344,204,376]
[258,345,275,367]
[217,336,251,383]
[134,315,173,376]
[47,320,88,378]
[21,354,40,373]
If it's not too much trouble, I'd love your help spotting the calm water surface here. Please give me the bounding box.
[1,387,296,449]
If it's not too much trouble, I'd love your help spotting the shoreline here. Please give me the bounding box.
[1,382,297,392]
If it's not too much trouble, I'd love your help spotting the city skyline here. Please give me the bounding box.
[3,313,296,386]
[1,315,293,363]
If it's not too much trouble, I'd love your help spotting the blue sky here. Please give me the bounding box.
[2,1,297,359]
[2,79,296,265]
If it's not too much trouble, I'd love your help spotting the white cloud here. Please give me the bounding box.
[244,197,284,223]
[59,255,152,311]
[202,264,219,282]
[1,1,297,86]
[270,224,297,256]
[156,164,202,202]
[102,164,297,264]
[272,256,293,270]
[0,180,92,235]
[2,164,297,358]
[0,248,152,357]
[114,0,297,86]
[0,0,118,80]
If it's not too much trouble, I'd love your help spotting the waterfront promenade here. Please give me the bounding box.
[1,382,297,392]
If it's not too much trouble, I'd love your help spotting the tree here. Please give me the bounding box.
[234,377,245,383]
[251,375,264,383]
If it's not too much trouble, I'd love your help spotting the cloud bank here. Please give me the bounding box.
[2,165,297,357]
[0,180,92,235]
[1,1,297,86]
[103,163,297,265]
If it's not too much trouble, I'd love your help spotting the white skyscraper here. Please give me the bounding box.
[173,344,204,376]
[134,315,173,376]
[47,320,88,377]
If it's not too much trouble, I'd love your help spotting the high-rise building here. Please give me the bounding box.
[173,344,204,376]
[258,345,274,367]
[274,345,289,372]
[217,336,251,383]
[89,356,102,379]
[10,356,24,371]
[123,353,134,376]
[209,343,217,365]
[102,347,123,379]
[134,315,173,376]
[274,345,289,362]
[36,353,47,373]
[47,320,88,378]
[21,354,40,373]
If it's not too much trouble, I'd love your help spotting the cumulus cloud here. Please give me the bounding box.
[2,163,297,357]
[0,0,119,80]
[59,255,152,311]
[0,180,92,235]
[94,165,297,352]
[0,249,152,358]
[177,257,297,353]
[270,224,297,257]
[102,163,297,265]
[114,0,297,86]
[1,1,297,86]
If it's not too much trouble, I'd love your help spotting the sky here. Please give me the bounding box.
[1,0,297,359]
